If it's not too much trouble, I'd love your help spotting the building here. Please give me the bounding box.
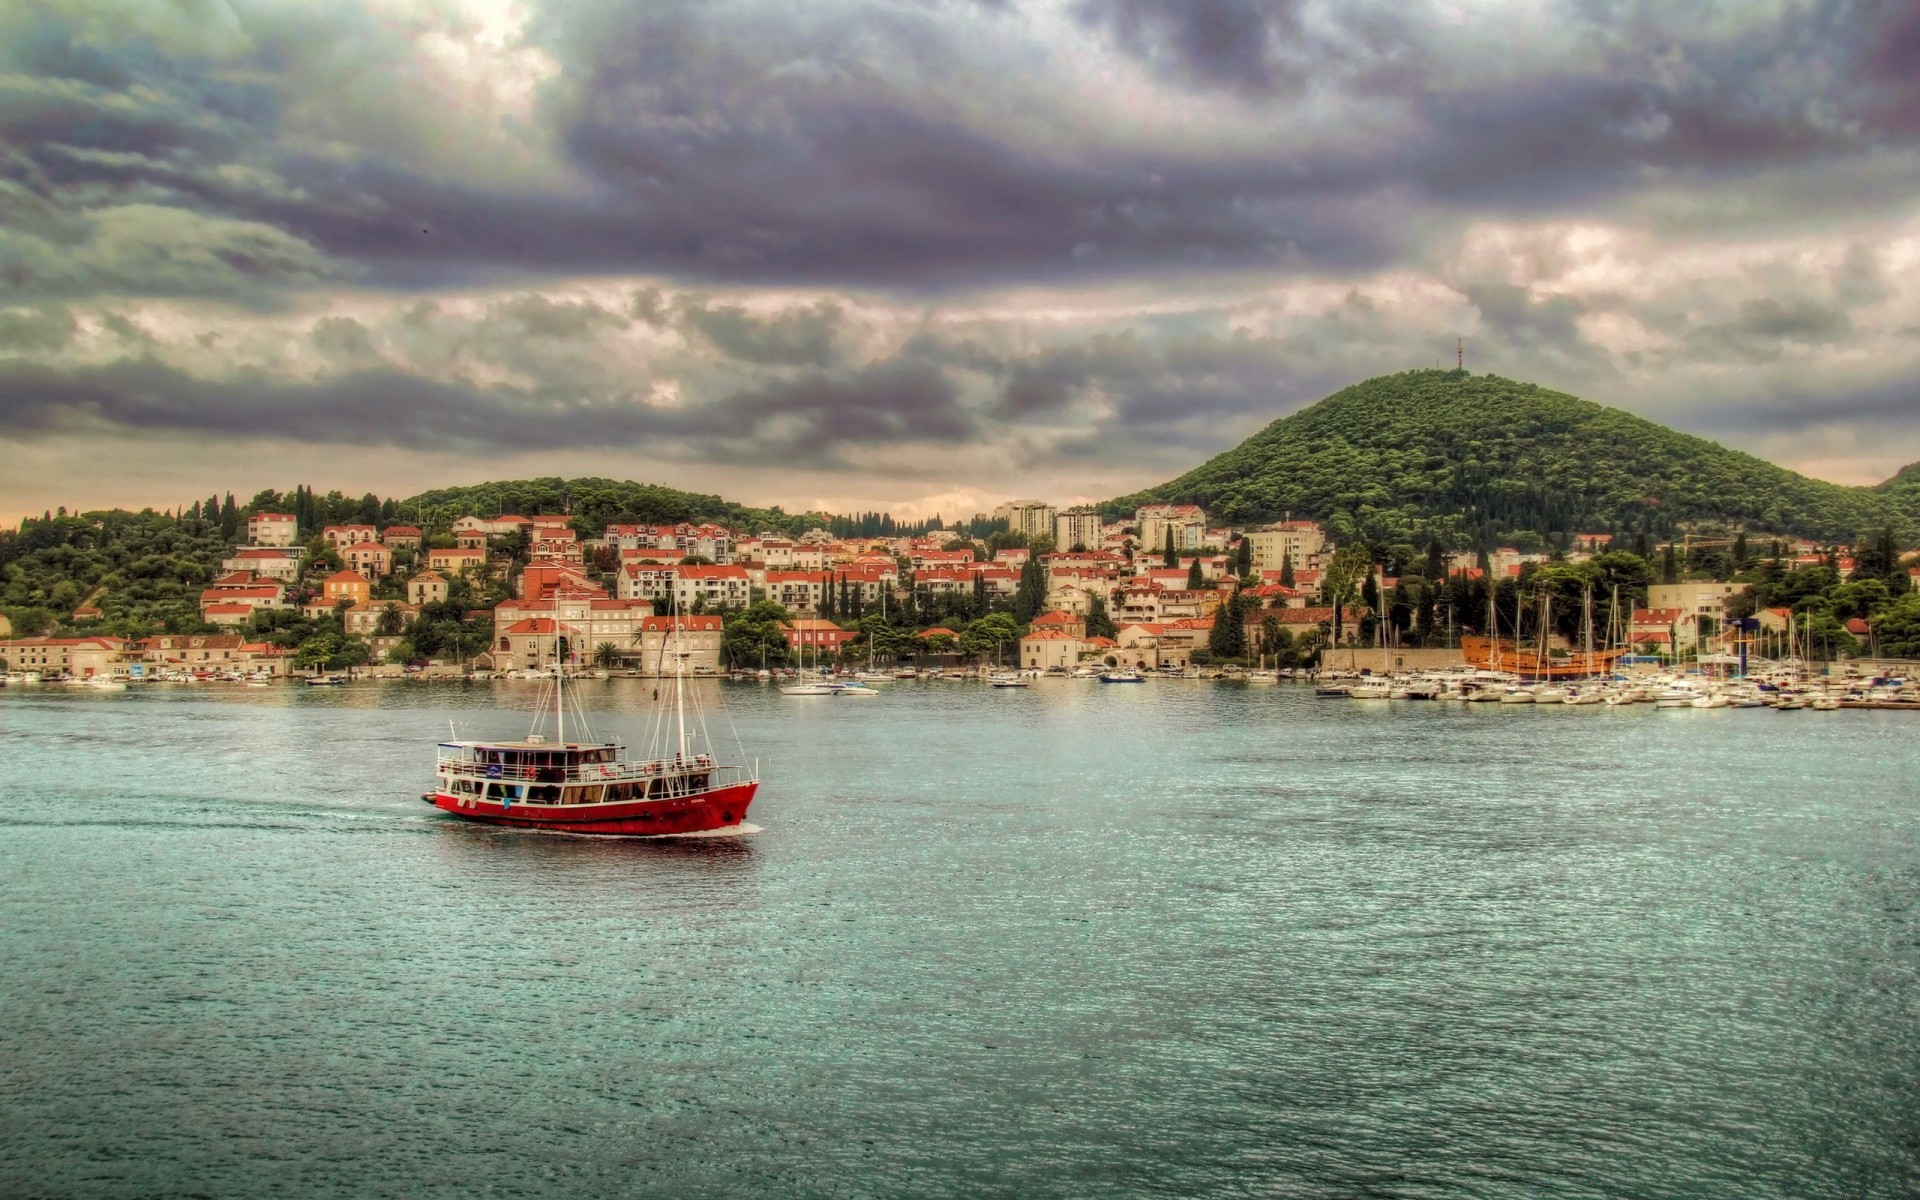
[343,600,419,636]
[246,512,299,547]
[1244,522,1326,573]
[381,524,423,549]
[1055,507,1103,553]
[321,570,371,609]
[493,597,653,662]
[427,547,488,575]
[408,571,448,606]
[0,636,127,678]
[198,581,287,623]
[341,542,391,578]
[1029,610,1087,639]
[672,565,751,612]
[222,547,302,582]
[1019,629,1082,670]
[1136,504,1207,553]
[1630,607,1693,652]
[632,615,725,674]
[779,619,860,654]
[994,499,1056,543]
[321,524,379,548]
[1647,582,1746,628]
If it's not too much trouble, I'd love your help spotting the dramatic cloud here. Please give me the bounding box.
[7,0,1920,517]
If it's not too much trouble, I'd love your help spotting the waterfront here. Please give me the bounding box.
[3,680,1918,1198]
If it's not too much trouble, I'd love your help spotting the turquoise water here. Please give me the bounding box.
[2,680,1917,1198]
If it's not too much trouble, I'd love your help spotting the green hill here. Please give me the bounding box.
[1107,370,1913,547]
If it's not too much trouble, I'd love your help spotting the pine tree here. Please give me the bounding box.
[1086,595,1116,639]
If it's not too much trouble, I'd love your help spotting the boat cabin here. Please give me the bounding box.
[436,738,717,807]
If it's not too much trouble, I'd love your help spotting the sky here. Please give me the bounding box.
[6,0,1920,524]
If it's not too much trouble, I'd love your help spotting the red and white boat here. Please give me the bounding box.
[424,610,758,836]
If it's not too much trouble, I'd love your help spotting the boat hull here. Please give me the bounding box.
[429,779,758,836]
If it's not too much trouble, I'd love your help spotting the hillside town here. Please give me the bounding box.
[5,491,1920,685]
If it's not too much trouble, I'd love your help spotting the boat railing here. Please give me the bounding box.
[436,752,748,784]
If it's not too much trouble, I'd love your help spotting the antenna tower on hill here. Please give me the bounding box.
[1457,338,1464,370]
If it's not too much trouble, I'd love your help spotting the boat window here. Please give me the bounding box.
[647,779,664,799]
[688,773,708,792]
[529,785,559,804]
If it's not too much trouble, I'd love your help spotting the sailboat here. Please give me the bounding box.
[424,594,758,836]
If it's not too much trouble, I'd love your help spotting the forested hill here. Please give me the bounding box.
[400,477,809,537]
[1106,370,1912,546]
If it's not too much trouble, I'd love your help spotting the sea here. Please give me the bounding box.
[2,678,1917,1199]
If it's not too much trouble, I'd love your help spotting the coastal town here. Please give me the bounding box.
[5,491,1920,690]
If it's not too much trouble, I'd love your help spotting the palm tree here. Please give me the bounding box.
[377,602,405,636]
[594,641,621,669]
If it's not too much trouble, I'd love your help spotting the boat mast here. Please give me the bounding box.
[673,589,688,764]
[1582,584,1593,677]
[554,586,565,745]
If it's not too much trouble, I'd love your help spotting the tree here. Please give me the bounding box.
[1162,529,1176,568]
[1870,591,1920,658]
[1234,536,1251,578]
[594,641,622,668]
[959,612,1020,662]
[720,600,794,668]
[1086,595,1117,640]
[1013,556,1047,623]
[1322,544,1368,645]
[1185,557,1204,589]
[1660,543,1678,584]
[1209,588,1249,660]
[377,602,406,636]
[1279,552,1294,589]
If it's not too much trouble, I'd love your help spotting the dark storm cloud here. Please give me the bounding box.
[0,351,973,467]
[9,1,1920,302]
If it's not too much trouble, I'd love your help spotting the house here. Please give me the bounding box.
[408,571,448,606]
[632,615,725,674]
[246,512,299,547]
[1029,610,1087,639]
[1019,629,1082,670]
[765,570,833,614]
[1136,504,1207,553]
[135,634,286,676]
[222,547,302,581]
[0,636,128,678]
[381,524,422,549]
[519,560,602,601]
[343,600,419,636]
[1630,607,1693,651]
[322,524,379,548]
[779,619,859,653]
[673,565,751,612]
[493,597,652,661]
[197,581,286,623]
[322,570,371,609]
[495,617,573,669]
[1757,607,1794,634]
[427,547,487,575]
[341,542,391,578]
[617,560,678,602]
[1646,582,1746,627]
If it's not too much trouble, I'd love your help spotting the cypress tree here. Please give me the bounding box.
[1661,543,1678,584]
[1279,552,1294,589]
[1014,557,1047,623]
[1234,536,1251,578]
[1186,557,1204,589]
[1163,529,1176,568]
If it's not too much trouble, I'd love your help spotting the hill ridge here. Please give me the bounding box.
[1106,369,1913,546]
